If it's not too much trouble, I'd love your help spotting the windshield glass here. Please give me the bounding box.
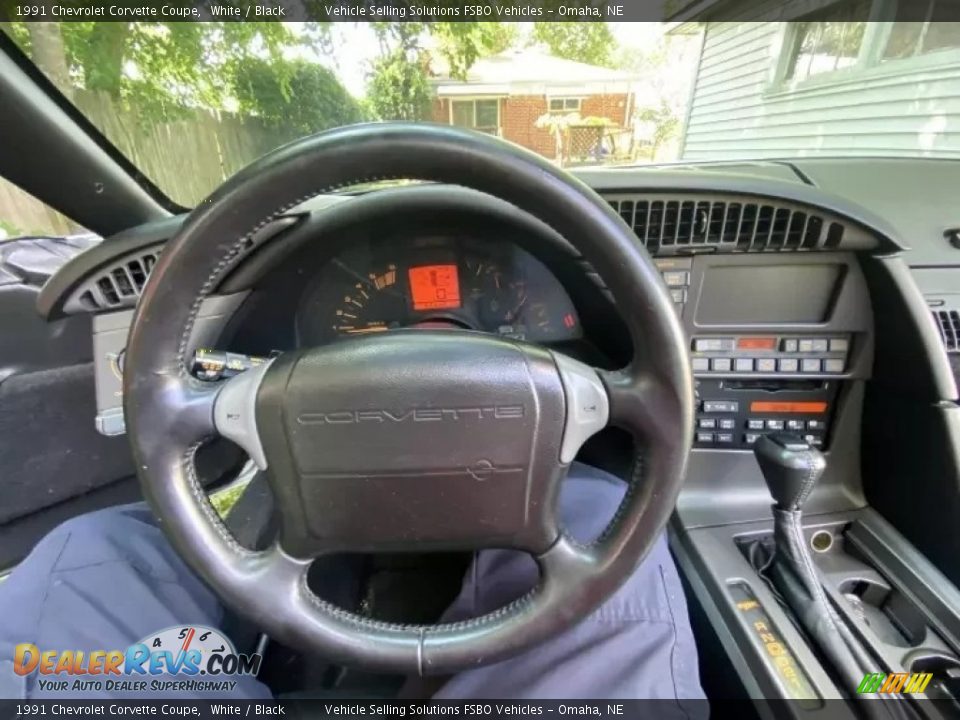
[4,18,960,207]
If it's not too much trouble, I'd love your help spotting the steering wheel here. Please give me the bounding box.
[124,124,693,675]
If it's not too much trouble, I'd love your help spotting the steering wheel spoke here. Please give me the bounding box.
[133,374,222,450]
[552,352,611,464]
[599,366,686,447]
[211,358,273,470]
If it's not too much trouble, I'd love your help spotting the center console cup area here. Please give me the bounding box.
[741,435,960,716]
[673,431,960,719]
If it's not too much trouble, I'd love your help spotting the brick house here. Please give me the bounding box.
[430,49,635,160]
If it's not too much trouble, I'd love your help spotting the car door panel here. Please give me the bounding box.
[0,236,135,566]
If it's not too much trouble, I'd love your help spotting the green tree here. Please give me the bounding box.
[234,59,365,135]
[6,20,310,122]
[637,100,681,159]
[23,22,73,98]
[532,22,617,67]
[365,21,518,122]
[432,22,519,78]
[615,32,697,160]
[367,47,433,121]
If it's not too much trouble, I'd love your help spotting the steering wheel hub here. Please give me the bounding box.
[252,331,568,556]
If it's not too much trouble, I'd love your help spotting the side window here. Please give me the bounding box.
[783,1,870,82]
[883,3,960,60]
[0,176,87,240]
[548,97,582,113]
[779,0,960,88]
[450,99,500,135]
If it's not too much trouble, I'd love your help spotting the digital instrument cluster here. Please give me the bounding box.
[296,238,582,346]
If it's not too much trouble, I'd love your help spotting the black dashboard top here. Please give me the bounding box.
[36,173,905,322]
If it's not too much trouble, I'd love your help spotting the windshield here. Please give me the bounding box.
[3,17,960,207]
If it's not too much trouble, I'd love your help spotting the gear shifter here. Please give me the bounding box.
[755,433,826,511]
[754,434,911,718]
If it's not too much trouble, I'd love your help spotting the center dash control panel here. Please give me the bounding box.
[691,334,850,451]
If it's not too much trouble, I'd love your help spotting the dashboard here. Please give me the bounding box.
[34,163,956,482]
[296,237,581,346]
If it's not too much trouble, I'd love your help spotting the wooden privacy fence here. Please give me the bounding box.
[72,90,298,208]
[0,90,299,237]
[0,180,83,237]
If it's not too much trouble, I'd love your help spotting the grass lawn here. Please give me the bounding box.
[210,482,248,518]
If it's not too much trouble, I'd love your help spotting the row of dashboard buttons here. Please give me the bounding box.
[699,418,825,431]
[745,418,825,431]
[692,337,849,353]
[692,357,845,373]
[697,431,824,447]
[784,338,848,353]
[745,432,824,447]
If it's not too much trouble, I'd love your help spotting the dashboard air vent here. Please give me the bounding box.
[605,195,845,254]
[934,310,960,353]
[73,247,163,312]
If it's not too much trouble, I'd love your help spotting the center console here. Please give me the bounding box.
[661,252,960,717]
[654,253,872,460]
[650,252,874,526]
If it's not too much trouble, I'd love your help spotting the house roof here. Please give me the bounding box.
[431,48,636,97]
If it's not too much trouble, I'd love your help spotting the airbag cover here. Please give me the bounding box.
[255,331,565,555]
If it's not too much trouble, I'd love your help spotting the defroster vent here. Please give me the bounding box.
[605,195,846,254]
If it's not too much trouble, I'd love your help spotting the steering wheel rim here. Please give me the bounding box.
[123,123,694,675]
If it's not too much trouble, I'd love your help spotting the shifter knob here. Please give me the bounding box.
[754,433,826,511]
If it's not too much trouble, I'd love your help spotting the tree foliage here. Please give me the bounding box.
[233,59,366,135]
[365,21,518,122]
[8,20,312,122]
[432,22,519,79]
[532,22,616,68]
[366,47,433,121]
[615,33,696,159]
[637,100,681,155]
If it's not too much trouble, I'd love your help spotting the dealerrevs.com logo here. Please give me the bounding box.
[13,626,261,694]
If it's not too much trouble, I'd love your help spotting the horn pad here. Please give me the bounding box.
[255,331,567,557]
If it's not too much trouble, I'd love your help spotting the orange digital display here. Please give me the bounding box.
[750,401,828,414]
[408,264,461,311]
[738,337,777,350]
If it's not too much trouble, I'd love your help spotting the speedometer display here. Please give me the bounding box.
[331,263,403,336]
[296,238,581,346]
[408,264,461,310]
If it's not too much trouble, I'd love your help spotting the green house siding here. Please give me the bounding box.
[682,20,960,160]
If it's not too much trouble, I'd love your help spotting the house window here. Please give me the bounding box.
[780,0,960,87]
[450,99,499,134]
[783,0,871,82]
[882,2,960,60]
[549,97,582,113]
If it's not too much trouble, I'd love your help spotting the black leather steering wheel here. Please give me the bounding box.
[124,123,693,676]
